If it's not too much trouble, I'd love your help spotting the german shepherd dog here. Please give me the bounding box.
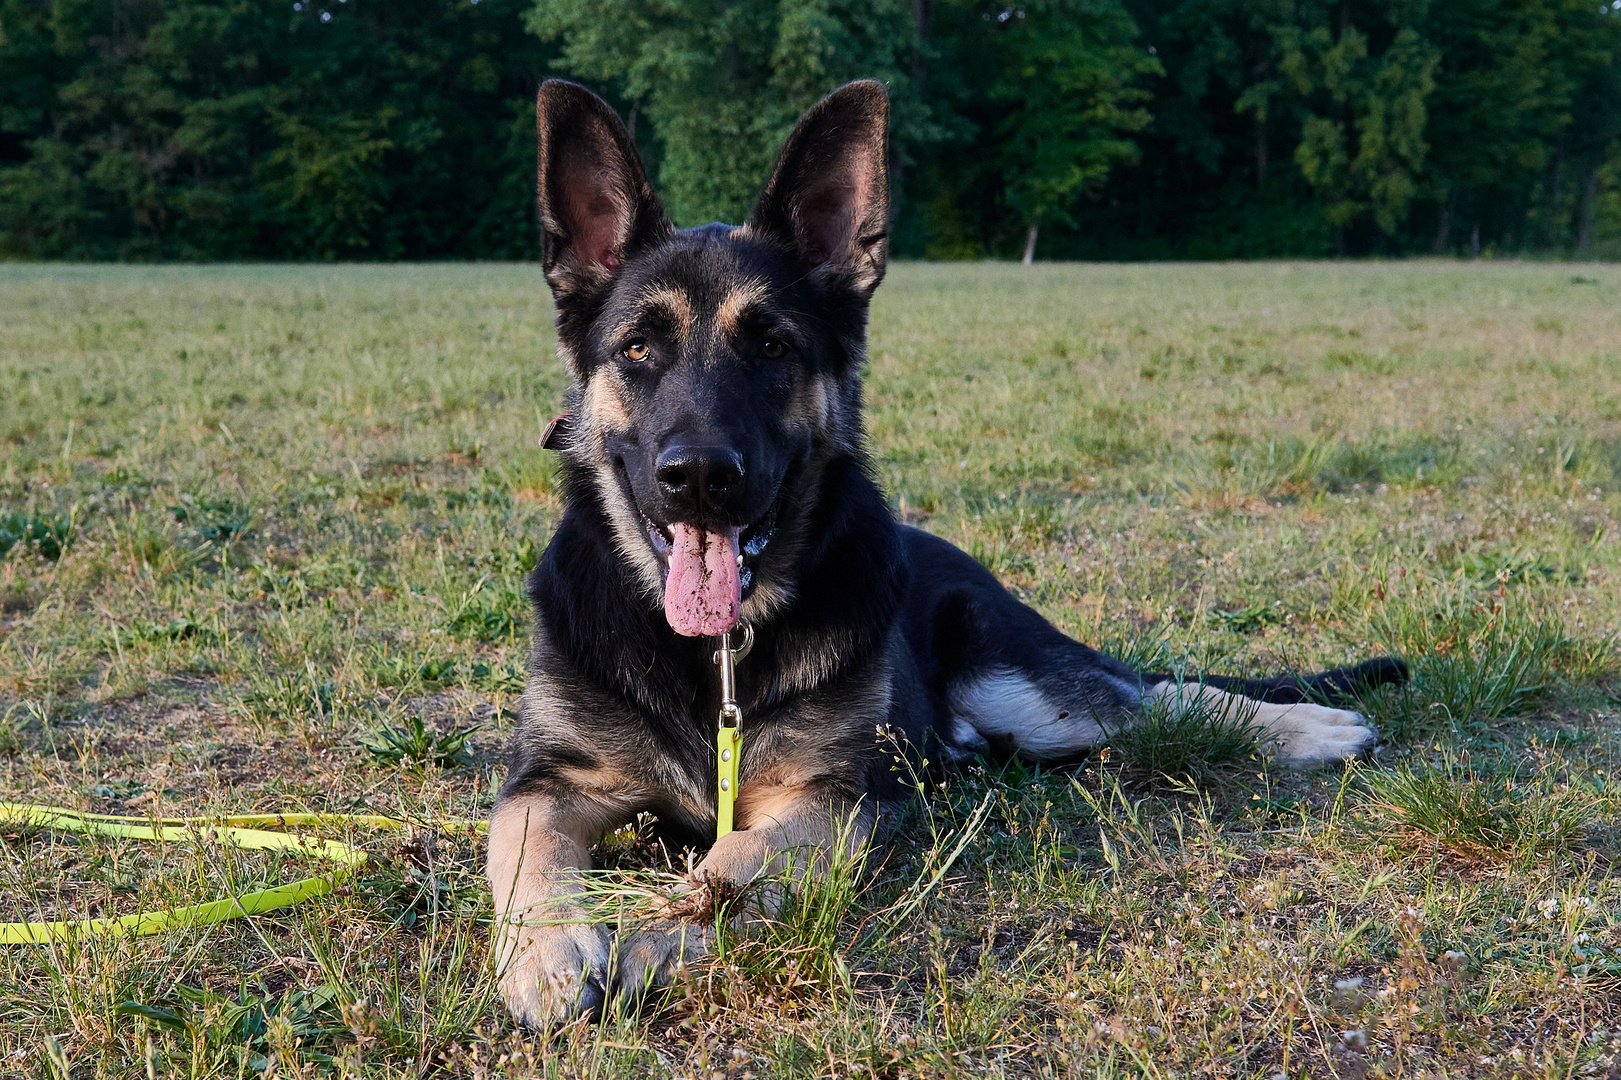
[489,78,1406,1027]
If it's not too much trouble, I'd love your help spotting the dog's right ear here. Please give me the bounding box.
[536,80,668,310]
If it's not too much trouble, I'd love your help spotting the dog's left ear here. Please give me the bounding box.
[749,80,889,297]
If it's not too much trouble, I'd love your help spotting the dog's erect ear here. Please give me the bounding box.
[748,80,889,296]
[536,80,668,303]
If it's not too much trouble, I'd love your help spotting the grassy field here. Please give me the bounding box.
[1,261,1619,1078]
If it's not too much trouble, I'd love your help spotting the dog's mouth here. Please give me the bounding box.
[609,448,801,638]
[642,499,779,638]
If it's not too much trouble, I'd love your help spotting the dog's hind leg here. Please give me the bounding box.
[1135,657,1407,766]
[1140,679,1377,767]
[918,587,1147,761]
[901,526,1395,768]
[934,600,1383,766]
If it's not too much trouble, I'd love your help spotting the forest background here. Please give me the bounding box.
[2,0,1619,263]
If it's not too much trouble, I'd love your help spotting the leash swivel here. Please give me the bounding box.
[711,618,753,839]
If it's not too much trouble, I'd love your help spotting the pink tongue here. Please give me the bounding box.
[663,523,741,637]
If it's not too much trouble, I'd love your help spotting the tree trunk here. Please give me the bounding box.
[894,0,933,231]
[1432,191,1453,254]
[1022,224,1038,265]
[1543,131,1566,251]
[1576,165,1600,255]
[1255,114,1267,188]
[1470,223,1481,259]
[911,0,933,81]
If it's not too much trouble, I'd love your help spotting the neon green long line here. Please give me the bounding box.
[0,802,484,945]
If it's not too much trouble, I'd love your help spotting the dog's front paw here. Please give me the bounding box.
[496,919,611,1028]
[609,919,712,1007]
[1270,704,1377,767]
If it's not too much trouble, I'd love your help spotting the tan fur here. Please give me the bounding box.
[1144,681,1376,767]
[713,281,770,338]
[555,762,643,803]
[578,367,667,602]
[735,777,817,830]
[785,373,834,433]
[582,368,632,434]
[698,794,874,886]
[554,339,580,374]
[609,920,710,1002]
[487,793,616,1028]
[739,578,795,626]
[639,283,695,343]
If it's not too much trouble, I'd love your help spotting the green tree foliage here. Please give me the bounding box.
[1,0,1619,259]
[1287,24,1437,238]
[0,0,554,259]
[855,0,1162,260]
[985,2,1160,258]
[1418,0,1619,253]
[1076,0,1621,257]
[528,0,930,226]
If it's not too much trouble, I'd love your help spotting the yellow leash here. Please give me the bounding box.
[0,802,483,944]
[4,624,753,940]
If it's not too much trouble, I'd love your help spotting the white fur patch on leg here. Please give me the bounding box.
[948,668,1105,758]
[1145,682,1375,768]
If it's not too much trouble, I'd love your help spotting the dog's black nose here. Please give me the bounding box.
[654,445,745,513]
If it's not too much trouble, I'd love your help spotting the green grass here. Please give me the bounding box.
[1101,677,1266,779]
[2,260,1620,1077]
[1356,756,1596,867]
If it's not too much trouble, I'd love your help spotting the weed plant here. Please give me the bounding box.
[365,715,480,771]
[1356,757,1595,866]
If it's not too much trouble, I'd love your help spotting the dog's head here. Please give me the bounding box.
[534,79,889,638]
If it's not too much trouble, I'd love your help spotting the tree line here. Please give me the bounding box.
[2,0,1617,261]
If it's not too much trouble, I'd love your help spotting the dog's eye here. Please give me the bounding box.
[760,340,786,360]
[622,341,650,363]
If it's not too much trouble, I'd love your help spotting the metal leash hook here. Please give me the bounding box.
[711,617,753,839]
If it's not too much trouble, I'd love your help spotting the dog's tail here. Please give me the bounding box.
[1148,656,1408,707]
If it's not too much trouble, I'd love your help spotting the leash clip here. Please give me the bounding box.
[711,617,754,725]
